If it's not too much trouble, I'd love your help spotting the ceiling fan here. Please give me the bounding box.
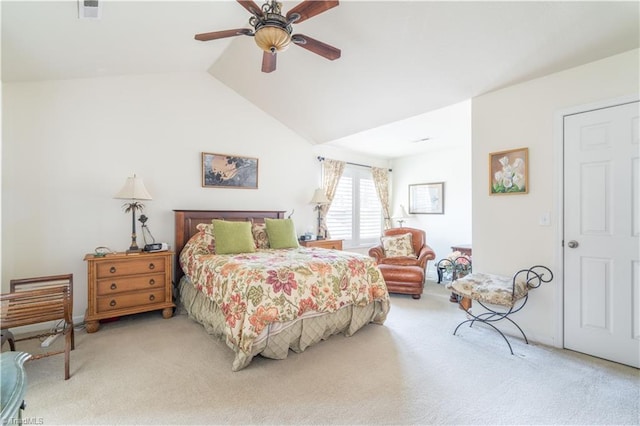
[195,0,341,73]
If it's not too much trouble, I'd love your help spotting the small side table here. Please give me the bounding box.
[436,245,472,304]
[1,331,15,351]
[1,352,31,425]
[437,245,472,283]
[450,244,472,257]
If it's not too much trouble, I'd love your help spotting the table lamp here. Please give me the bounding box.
[114,174,152,252]
[392,204,410,228]
[310,188,329,239]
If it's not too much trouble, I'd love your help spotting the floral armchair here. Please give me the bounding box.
[369,228,436,299]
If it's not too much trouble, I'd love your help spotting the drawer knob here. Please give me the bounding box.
[149,294,155,301]
[148,263,155,270]
[109,266,117,273]
[109,300,116,307]
[110,283,117,290]
[149,279,155,285]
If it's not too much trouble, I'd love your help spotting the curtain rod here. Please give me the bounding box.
[316,156,392,172]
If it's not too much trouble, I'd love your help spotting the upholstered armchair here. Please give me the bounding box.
[369,227,436,299]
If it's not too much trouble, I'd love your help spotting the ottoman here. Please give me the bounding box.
[378,264,424,299]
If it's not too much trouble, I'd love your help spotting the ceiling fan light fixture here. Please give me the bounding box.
[254,25,292,53]
[195,0,340,72]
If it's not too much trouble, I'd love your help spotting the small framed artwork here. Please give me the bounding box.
[489,147,528,195]
[409,182,444,214]
[202,152,259,189]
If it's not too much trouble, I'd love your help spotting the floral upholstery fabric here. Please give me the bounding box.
[180,223,216,258]
[251,222,270,249]
[381,233,415,257]
[179,245,390,361]
[446,272,529,307]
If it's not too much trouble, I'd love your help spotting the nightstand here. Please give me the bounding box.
[84,251,174,333]
[299,239,343,250]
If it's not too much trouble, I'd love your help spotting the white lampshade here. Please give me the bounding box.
[310,188,329,204]
[114,175,152,200]
[392,204,409,219]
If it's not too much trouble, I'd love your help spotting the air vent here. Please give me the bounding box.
[78,0,102,20]
[410,137,432,143]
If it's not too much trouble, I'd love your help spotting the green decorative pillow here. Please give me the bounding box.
[211,219,256,254]
[265,218,300,249]
[381,233,415,257]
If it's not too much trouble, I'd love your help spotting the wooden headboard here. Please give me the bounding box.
[173,209,285,283]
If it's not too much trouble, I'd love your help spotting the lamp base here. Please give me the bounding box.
[127,229,141,253]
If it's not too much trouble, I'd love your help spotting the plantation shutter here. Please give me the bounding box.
[326,176,353,240]
[326,166,383,246]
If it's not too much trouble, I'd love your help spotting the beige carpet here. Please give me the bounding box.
[5,282,639,425]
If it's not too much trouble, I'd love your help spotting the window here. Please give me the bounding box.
[326,166,383,247]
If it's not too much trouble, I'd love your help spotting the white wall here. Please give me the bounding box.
[5,49,637,341]
[391,102,472,279]
[1,71,378,321]
[0,2,3,283]
[471,49,639,345]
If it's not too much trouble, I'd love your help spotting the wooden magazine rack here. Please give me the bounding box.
[0,274,74,380]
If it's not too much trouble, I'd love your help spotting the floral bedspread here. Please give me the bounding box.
[180,246,390,357]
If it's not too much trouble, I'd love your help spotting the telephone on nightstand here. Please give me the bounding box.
[139,214,168,252]
[299,232,314,241]
[143,242,169,252]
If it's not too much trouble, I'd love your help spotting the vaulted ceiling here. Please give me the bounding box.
[2,1,638,158]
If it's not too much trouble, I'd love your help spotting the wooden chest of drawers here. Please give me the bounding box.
[299,239,343,250]
[84,252,174,333]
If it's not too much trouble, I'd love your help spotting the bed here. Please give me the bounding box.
[174,210,390,371]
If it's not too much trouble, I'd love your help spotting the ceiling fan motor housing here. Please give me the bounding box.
[252,13,293,53]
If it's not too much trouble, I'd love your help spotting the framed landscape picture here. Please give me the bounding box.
[489,147,528,195]
[408,182,444,214]
[202,152,258,189]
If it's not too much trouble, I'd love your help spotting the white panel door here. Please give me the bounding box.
[564,101,639,368]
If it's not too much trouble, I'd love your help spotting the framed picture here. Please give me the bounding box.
[489,147,528,195]
[408,182,444,214]
[202,152,258,189]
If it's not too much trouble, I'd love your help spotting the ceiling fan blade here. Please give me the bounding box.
[262,51,277,73]
[195,28,253,41]
[237,0,264,18]
[292,34,341,60]
[286,0,339,24]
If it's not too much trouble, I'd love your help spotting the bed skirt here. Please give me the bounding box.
[179,276,388,371]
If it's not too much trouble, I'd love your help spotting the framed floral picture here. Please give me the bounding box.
[489,147,528,195]
[409,182,444,214]
[202,152,258,189]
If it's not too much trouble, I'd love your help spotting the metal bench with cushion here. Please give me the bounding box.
[446,265,553,353]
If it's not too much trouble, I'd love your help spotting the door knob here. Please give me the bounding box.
[567,240,579,248]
